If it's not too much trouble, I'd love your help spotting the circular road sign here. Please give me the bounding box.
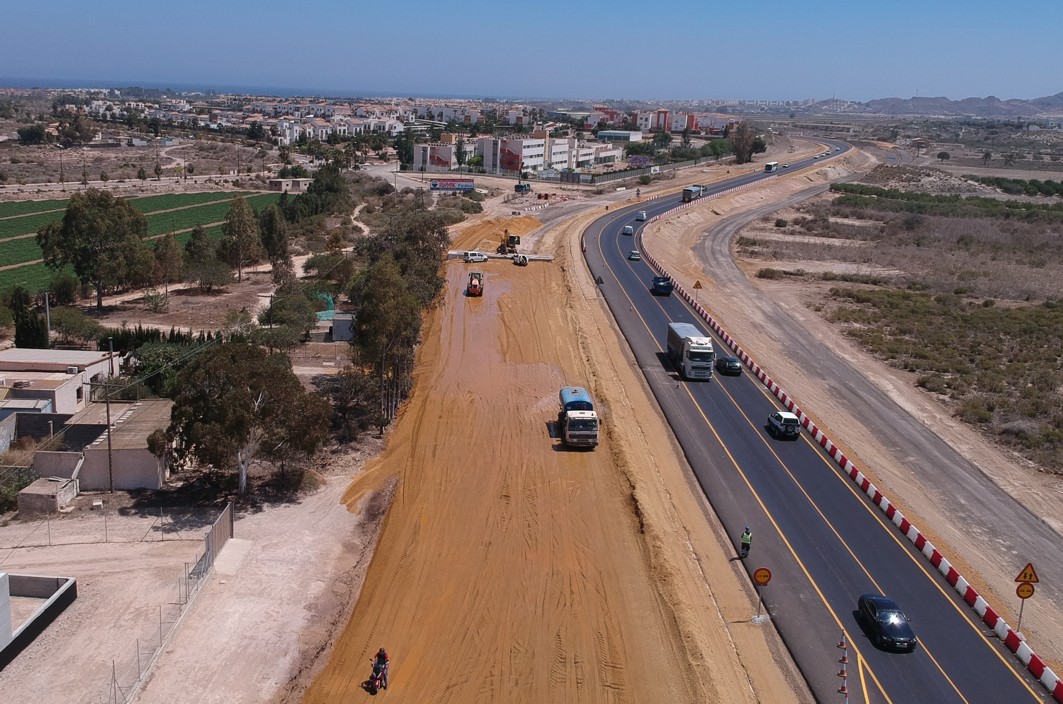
[1017,583,1035,600]
[753,568,772,586]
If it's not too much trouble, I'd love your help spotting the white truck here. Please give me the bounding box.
[558,387,600,448]
[666,322,715,380]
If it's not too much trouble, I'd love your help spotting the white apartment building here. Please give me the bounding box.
[413,144,462,172]
[478,137,545,173]
[545,137,570,169]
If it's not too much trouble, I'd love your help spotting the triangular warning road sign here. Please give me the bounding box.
[1015,563,1039,584]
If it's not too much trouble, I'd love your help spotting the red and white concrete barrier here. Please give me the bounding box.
[639,248,1063,703]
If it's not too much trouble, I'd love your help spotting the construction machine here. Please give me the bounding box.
[467,271,484,297]
[497,228,521,255]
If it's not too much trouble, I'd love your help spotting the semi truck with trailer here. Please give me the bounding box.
[666,322,715,380]
[557,386,599,448]
[681,186,705,202]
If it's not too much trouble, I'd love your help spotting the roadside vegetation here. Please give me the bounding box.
[829,182,1063,220]
[0,161,462,504]
[741,165,1063,474]
[963,175,1063,197]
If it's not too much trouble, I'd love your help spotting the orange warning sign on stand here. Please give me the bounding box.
[1017,583,1035,599]
[1015,563,1039,584]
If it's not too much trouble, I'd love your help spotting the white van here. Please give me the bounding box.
[635,211,648,221]
[622,225,634,235]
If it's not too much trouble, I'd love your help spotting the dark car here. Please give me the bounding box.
[715,356,742,375]
[651,276,673,296]
[858,594,917,652]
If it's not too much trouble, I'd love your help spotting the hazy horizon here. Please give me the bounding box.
[2,0,1061,103]
[2,75,1060,106]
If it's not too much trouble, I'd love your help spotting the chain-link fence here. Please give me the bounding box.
[0,505,209,548]
[102,501,234,704]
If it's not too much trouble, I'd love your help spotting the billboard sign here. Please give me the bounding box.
[430,178,475,192]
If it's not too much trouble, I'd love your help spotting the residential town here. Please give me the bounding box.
[2,88,752,178]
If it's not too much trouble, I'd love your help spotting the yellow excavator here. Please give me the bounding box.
[497,228,521,255]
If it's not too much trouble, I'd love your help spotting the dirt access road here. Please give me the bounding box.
[300,176,812,699]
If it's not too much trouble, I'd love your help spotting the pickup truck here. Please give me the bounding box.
[651,276,673,296]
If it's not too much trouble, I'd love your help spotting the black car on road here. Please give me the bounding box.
[715,356,742,375]
[651,276,673,296]
[858,593,917,652]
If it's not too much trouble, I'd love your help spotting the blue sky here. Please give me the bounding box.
[2,0,1060,102]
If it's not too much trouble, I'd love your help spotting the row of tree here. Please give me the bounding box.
[17,162,449,496]
[142,171,445,491]
[34,190,294,309]
[619,123,766,166]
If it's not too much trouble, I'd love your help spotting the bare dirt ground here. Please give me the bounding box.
[297,181,811,702]
[131,446,389,704]
[0,141,273,201]
[0,501,213,704]
[0,140,832,704]
[129,142,817,704]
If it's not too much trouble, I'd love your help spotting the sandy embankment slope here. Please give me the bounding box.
[301,202,811,701]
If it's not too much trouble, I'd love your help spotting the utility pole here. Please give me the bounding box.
[105,380,114,493]
[106,337,115,493]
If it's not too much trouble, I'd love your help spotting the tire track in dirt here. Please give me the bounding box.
[302,164,820,702]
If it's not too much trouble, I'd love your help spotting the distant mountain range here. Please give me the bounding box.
[817,91,1063,118]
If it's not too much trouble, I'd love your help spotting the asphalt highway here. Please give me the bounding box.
[580,144,1049,703]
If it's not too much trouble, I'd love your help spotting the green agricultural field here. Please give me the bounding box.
[145,194,278,237]
[0,211,67,241]
[0,192,279,271]
[0,263,64,293]
[0,223,227,293]
[0,191,267,241]
[0,199,69,218]
[0,237,52,267]
[128,191,260,213]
